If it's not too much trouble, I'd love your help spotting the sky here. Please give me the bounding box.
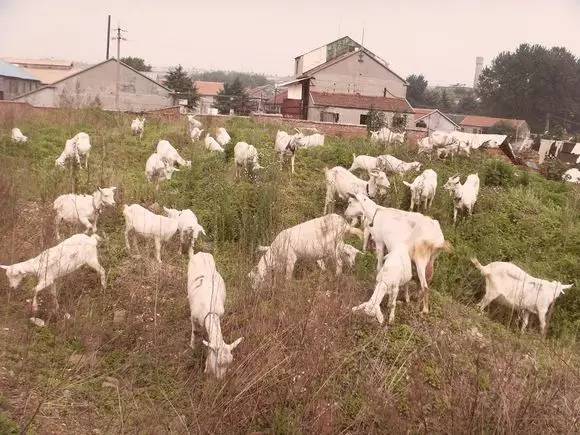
[1,0,580,86]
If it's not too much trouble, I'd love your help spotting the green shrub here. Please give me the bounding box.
[483,160,515,187]
[541,159,568,181]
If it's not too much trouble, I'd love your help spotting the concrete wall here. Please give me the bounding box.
[308,106,414,129]
[15,60,174,111]
[287,83,302,100]
[296,46,327,75]
[310,51,407,98]
[416,112,458,133]
[0,76,39,100]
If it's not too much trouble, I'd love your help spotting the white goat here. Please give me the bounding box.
[274,130,304,174]
[156,140,191,167]
[436,141,470,159]
[353,193,451,314]
[55,132,91,168]
[379,155,422,175]
[216,127,231,147]
[53,187,117,239]
[190,127,204,142]
[145,153,180,190]
[349,154,383,178]
[471,258,572,335]
[131,117,145,139]
[187,252,243,379]
[562,168,580,184]
[403,169,437,211]
[163,207,206,254]
[370,127,406,144]
[187,115,202,129]
[204,134,225,152]
[0,233,106,312]
[352,244,413,324]
[443,173,480,223]
[123,204,181,263]
[248,214,362,289]
[296,133,325,148]
[11,128,28,143]
[324,166,390,214]
[234,142,263,178]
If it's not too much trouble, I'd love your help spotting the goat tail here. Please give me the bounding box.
[345,225,364,240]
[470,257,486,274]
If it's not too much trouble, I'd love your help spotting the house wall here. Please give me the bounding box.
[296,46,327,76]
[0,76,39,100]
[196,95,217,115]
[308,106,414,129]
[417,112,457,132]
[310,52,407,98]
[15,61,174,111]
[287,83,302,100]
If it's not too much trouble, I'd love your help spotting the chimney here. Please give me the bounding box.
[473,56,483,88]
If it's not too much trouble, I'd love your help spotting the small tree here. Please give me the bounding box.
[215,78,250,115]
[164,65,199,109]
[364,107,387,133]
[488,121,516,137]
[120,57,152,72]
[390,113,408,132]
[439,89,452,111]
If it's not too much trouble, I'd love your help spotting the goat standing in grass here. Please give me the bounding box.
[443,173,480,223]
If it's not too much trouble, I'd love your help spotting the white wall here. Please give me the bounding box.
[297,47,327,75]
[417,112,457,132]
[308,106,414,128]
[287,83,302,100]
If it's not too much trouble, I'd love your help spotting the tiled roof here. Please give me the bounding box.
[461,115,527,128]
[194,81,224,96]
[310,92,413,113]
[0,59,39,81]
[3,57,73,68]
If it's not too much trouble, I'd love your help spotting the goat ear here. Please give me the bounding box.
[229,337,243,350]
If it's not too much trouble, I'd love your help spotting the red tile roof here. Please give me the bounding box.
[413,107,436,120]
[194,81,224,96]
[460,115,527,128]
[310,92,413,113]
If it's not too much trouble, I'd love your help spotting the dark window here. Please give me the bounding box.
[360,114,368,125]
[0,90,4,100]
[416,120,427,128]
[321,111,339,123]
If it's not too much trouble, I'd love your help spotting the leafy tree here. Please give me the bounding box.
[423,89,440,108]
[438,89,452,111]
[390,113,408,132]
[163,65,199,109]
[488,120,516,137]
[364,106,387,133]
[215,77,250,115]
[191,70,271,88]
[120,57,151,72]
[455,93,479,114]
[405,74,428,106]
[477,43,580,131]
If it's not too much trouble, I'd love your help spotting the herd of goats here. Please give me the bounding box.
[2,117,574,378]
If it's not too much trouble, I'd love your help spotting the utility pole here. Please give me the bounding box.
[545,113,550,133]
[112,24,127,111]
[105,15,111,59]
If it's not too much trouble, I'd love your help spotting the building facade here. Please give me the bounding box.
[460,115,530,138]
[14,58,175,111]
[0,59,40,100]
[194,81,224,115]
[414,108,459,133]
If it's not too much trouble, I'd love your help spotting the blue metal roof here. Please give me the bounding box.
[0,59,39,81]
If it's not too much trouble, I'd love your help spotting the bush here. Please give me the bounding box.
[541,159,568,181]
[483,160,515,187]
[364,107,386,134]
[390,113,408,132]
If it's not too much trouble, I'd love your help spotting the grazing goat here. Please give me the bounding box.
[187,252,243,379]
[403,169,437,211]
[190,127,204,142]
[11,128,28,143]
[436,141,470,159]
[352,244,413,324]
[324,166,390,214]
[216,127,231,146]
[274,130,304,174]
[0,234,106,312]
[349,154,385,178]
[562,168,580,184]
[163,207,206,254]
[204,134,225,152]
[370,127,405,144]
[471,258,572,335]
[156,140,191,167]
[248,214,362,289]
[123,204,181,263]
[379,155,422,175]
[443,173,480,223]
[296,133,325,148]
[55,132,91,168]
[187,115,202,129]
[131,117,145,139]
[145,153,179,190]
[234,142,263,178]
[53,187,117,239]
[353,193,451,314]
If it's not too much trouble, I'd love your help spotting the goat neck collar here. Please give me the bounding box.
[369,208,379,227]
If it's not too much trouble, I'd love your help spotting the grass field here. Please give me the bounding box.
[0,109,579,433]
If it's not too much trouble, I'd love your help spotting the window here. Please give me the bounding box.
[321,111,339,123]
[360,114,368,125]
[0,91,4,100]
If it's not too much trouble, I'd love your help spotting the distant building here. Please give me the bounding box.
[474,57,484,88]
[194,81,224,115]
[3,57,80,85]
[460,115,530,139]
[277,36,413,127]
[13,58,175,111]
[0,59,40,100]
[414,108,459,132]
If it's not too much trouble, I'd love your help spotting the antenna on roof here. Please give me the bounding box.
[358,26,365,62]
[361,27,365,47]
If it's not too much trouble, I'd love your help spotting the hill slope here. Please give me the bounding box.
[0,110,578,433]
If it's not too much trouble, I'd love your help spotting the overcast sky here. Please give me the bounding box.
[1,0,579,86]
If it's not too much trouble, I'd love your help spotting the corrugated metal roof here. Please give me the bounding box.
[0,59,39,81]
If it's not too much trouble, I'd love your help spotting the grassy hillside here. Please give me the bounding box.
[0,110,579,433]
